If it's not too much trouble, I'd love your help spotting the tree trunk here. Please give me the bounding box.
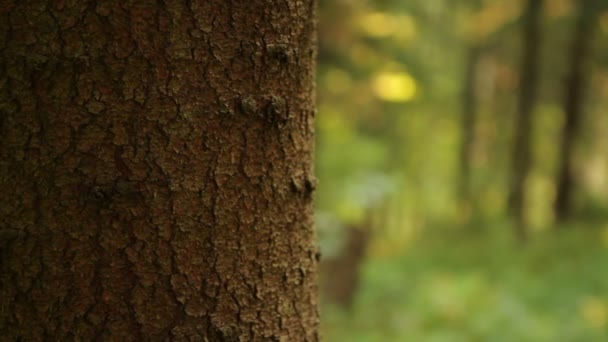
[320,225,370,309]
[459,45,481,213]
[0,1,319,341]
[320,211,373,310]
[508,0,543,240]
[554,1,598,223]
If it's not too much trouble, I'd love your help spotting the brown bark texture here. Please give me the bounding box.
[0,1,319,341]
[554,1,598,223]
[508,0,543,240]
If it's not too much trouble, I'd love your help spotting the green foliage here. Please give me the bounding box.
[316,0,608,339]
[322,226,608,341]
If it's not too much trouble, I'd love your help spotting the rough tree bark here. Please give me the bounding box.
[0,1,319,340]
[508,0,543,240]
[554,1,598,223]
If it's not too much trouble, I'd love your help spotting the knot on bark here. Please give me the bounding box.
[238,95,290,125]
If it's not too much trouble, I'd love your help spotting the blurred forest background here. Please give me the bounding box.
[315,0,608,340]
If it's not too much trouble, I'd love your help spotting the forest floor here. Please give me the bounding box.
[322,223,608,341]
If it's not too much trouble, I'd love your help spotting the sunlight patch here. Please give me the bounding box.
[580,296,607,329]
[371,72,417,103]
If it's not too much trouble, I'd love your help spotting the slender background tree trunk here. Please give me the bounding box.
[554,1,598,223]
[460,45,481,212]
[509,0,543,240]
[0,1,319,340]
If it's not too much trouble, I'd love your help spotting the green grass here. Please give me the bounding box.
[321,224,608,341]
